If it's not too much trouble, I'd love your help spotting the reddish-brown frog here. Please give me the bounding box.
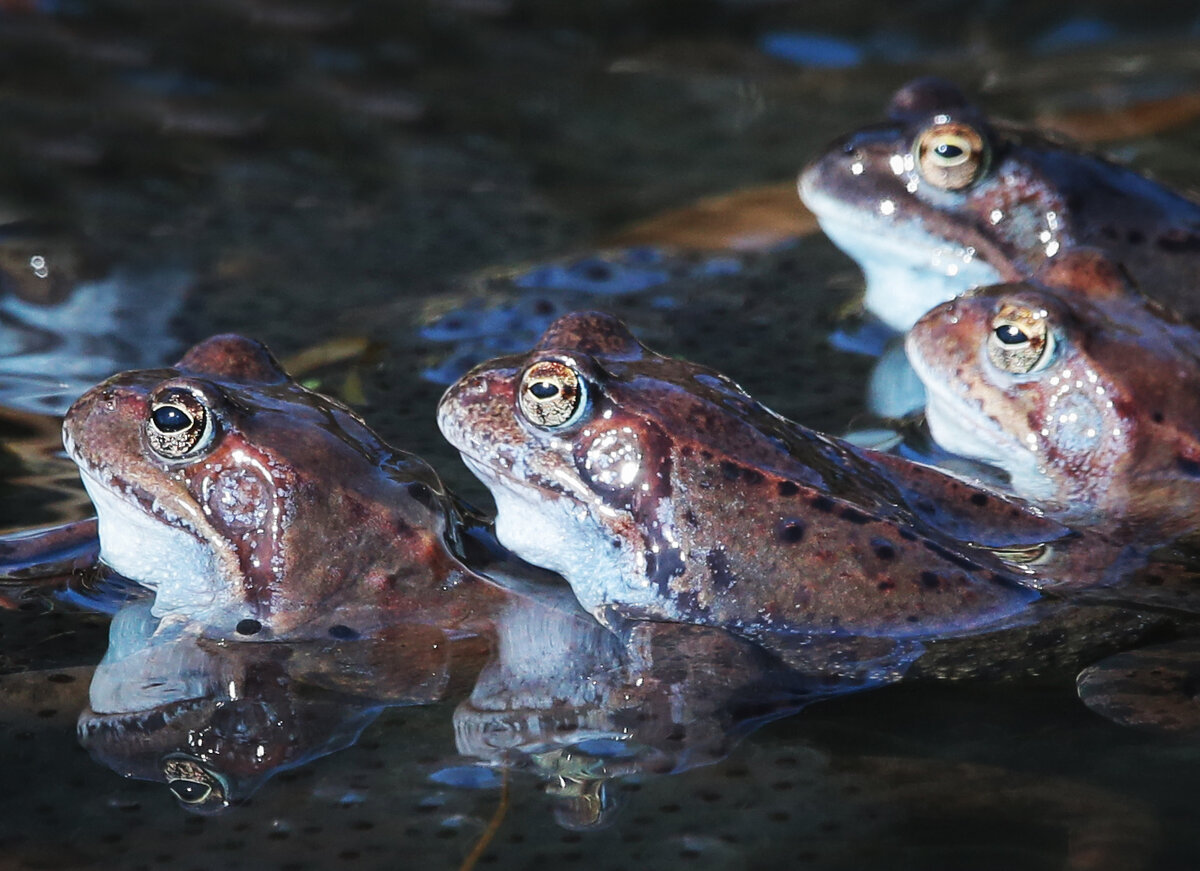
[62,334,506,640]
[906,281,1200,538]
[799,77,1200,330]
[435,311,1122,645]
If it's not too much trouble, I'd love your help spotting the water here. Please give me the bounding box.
[3,0,1200,868]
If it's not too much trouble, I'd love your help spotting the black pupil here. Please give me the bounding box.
[935,142,964,159]
[152,405,192,433]
[995,324,1028,345]
[529,381,560,400]
[169,780,209,802]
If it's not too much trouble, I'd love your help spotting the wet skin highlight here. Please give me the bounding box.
[434,311,1138,646]
[800,77,1200,330]
[63,334,504,640]
[907,281,1200,539]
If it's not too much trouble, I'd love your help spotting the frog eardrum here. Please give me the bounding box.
[914,120,990,191]
[518,359,588,428]
[146,385,216,459]
[987,303,1054,374]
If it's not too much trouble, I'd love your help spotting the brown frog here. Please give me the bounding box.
[435,311,1119,646]
[62,333,506,640]
[799,77,1200,330]
[906,280,1200,538]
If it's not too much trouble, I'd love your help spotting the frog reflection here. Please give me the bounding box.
[78,598,480,813]
[453,591,853,829]
[81,581,823,823]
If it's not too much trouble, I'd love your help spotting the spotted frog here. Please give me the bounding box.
[906,281,1200,538]
[63,333,504,640]
[435,311,1125,644]
[799,77,1200,330]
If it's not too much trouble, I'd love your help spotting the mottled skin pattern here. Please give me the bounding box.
[435,312,1125,644]
[799,77,1200,328]
[907,282,1200,538]
[63,334,504,640]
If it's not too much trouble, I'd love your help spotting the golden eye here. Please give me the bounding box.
[161,754,228,809]
[987,303,1055,374]
[146,386,215,459]
[914,121,989,191]
[518,360,587,428]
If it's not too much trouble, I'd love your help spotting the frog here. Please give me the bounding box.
[435,310,1137,650]
[61,333,507,640]
[905,280,1200,538]
[798,76,1200,331]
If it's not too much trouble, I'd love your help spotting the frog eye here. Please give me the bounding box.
[146,386,216,459]
[518,360,588,428]
[161,754,228,810]
[914,121,989,191]
[987,304,1055,374]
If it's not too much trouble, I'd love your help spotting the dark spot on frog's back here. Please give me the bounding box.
[969,492,988,507]
[778,481,799,497]
[871,538,896,560]
[811,495,835,513]
[1157,230,1200,253]
[645,547,686,591]
[919,571,940,589]
[1177,457,1200,477]
[707,549,736,590]
[776,519,806,544]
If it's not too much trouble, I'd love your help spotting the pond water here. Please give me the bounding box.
[3,1,1200,868]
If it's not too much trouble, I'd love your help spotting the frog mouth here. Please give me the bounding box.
[69,460,227,607]
[799,185,1007,330]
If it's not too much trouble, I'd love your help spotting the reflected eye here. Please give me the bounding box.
[518,360,588,428]
[914,121,989,191]
[161,754,228,810]
[168,779,212,804]
[146,386,216,459]
[987,303,1055,374]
